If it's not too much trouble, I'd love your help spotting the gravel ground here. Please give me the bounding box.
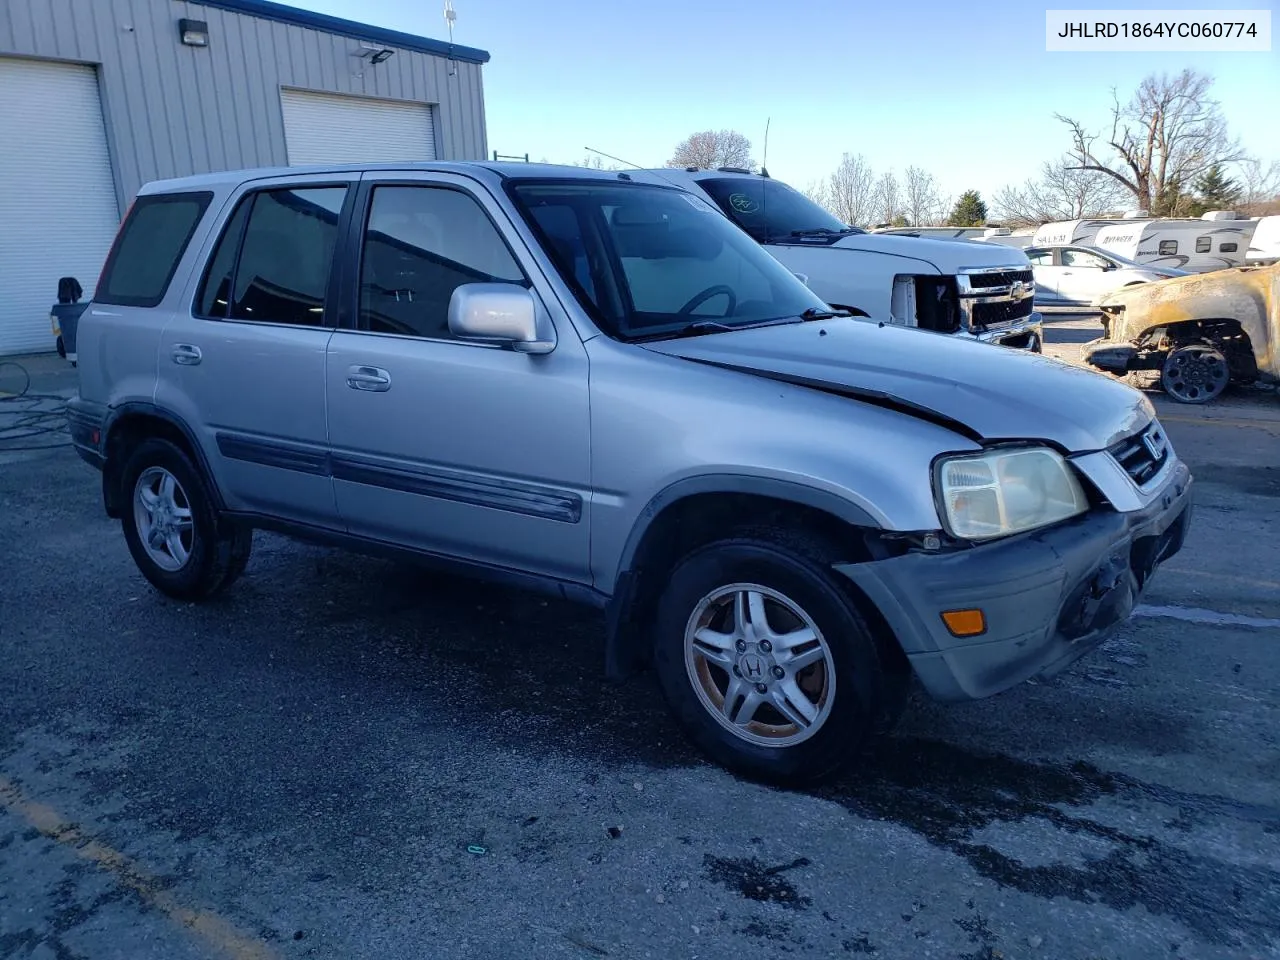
[2,332,1278,960]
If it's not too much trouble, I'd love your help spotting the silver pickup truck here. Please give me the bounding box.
[67,162,1192,784]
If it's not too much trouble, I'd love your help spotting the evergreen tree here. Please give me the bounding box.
[948,190,988,226]
[1193,164,1241,210]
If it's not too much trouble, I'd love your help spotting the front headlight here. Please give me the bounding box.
[936,447,1089,540]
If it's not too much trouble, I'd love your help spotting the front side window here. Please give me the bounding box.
[508,179,831,341]
[197,186,347,325]
[1025,248,1054,266]
[96,192,213,307]
[1159,240,1178,256]
[1061,249,1108,269]
[358,185,526,339]
[696,177,858,242]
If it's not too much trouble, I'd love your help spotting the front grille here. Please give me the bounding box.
[964,269,1034,289]
[1108,423,1170,486]
[971,297,1034,327]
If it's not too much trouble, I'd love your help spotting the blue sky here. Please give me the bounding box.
[297,0,1278,201]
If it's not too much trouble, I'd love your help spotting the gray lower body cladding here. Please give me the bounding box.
[836,461,1193,701]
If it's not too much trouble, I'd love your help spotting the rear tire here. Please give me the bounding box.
[119,438,252,601]
[652,532,902,785]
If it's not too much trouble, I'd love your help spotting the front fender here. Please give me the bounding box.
[610,472,883,592]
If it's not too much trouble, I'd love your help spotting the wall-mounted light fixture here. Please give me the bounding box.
[355,43,396,64]
[178,18,209,46]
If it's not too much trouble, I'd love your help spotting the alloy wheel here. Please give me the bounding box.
[683,583,836,747]
[133,466,195,572]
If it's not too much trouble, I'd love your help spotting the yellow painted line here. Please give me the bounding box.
[0,776,276,960]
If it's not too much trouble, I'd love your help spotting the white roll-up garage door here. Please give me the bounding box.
[0,57,121,357]
[280,89,437,166]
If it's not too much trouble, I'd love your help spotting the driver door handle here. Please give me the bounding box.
[346,365,391,392]
[171,343,202,365]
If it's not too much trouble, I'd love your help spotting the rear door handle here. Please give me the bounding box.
[346,365,391,392]
[171,344,202,365]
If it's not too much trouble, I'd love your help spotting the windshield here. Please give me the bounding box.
[1083,248,1152,269]
[506,179,833,341]
[696,177,859,242]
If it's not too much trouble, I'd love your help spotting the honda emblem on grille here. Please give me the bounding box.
[1142,426,1167,461]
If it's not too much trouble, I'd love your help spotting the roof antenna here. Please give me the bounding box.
[443,0,457,76]
[584,146,685,189]
[584,145,645,170]
[761,116,771,178]
[758,117,770,238]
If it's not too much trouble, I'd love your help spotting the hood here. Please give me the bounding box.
[1099,265,1261,313]
[643,318,1152,452]
[824,233,1029,270]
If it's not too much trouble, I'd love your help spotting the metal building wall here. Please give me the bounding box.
[0,0,489,212]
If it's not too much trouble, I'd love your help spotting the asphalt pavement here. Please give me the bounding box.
[2,330,1279,960]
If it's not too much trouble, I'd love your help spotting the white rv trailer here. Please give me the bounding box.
[872,226,992,239]
[1031,218,1148,246]
[1246,215,1280,265]
[974,230,1036,249]
[1093,218,1259,273]
[875,226,1036,248]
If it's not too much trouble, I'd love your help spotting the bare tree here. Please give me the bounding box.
[1057,69,1244,216]
[904,166,945,226]
[576,154,619,170]
[1238,158,1280,216]
[801,178,833,211]
[826,153,876,227]
[874,171,901,225]
[993,157,1131,226]
[667,130,756,171]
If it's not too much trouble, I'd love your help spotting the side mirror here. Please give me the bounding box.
[448,283,555,355]
[792,272,810,287]
[1101,262,1116,271]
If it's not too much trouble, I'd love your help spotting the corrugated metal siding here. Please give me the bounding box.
[0,0,489,211]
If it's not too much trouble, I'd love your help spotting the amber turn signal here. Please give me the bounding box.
[941,608,987,637]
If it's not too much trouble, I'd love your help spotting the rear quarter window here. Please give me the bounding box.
[95,192,213,307]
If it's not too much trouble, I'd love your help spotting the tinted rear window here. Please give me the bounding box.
[95,192,213,307]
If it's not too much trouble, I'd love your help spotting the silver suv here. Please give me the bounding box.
[68,162,1193,783]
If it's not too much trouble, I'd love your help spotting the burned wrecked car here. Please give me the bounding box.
[1084,262,1279,403]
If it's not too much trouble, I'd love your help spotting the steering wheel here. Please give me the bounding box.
[678,284,737,317]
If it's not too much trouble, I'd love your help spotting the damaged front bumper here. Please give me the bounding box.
[1081,336,1138,375]
[836,460,1193,702]
[965,312,1044,352]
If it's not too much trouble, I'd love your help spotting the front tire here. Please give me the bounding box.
[652,534,901,785]
[119,438,252,601]
[1161,343,1230,403]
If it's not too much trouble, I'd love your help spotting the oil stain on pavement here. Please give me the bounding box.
[817,737,1280,950]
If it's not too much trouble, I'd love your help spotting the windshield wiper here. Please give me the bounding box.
[789,227,861,238]
[800,307,851,320]
[631,320,737,342]
[633,311,850,343]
